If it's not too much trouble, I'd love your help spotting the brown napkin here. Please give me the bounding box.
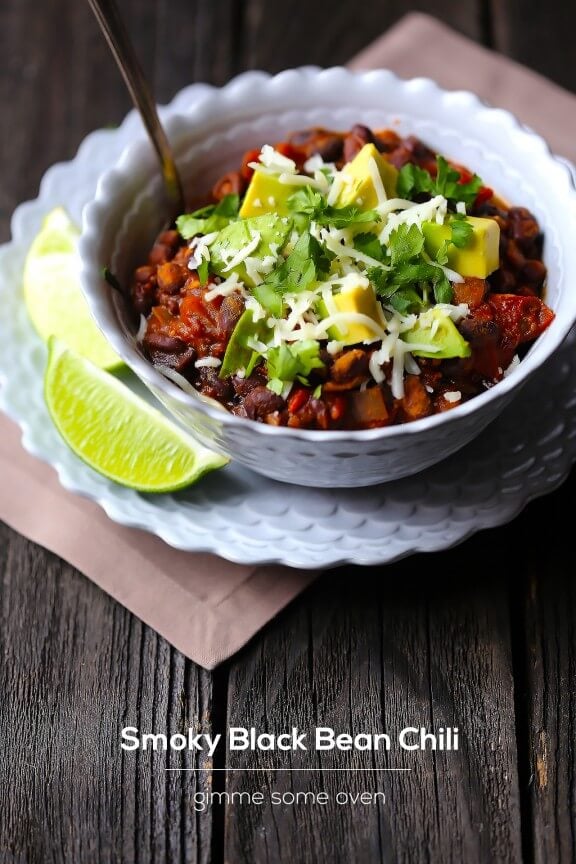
[1,13,575,669]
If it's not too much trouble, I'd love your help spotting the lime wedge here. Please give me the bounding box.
[45,339,228,492]
[24,207,122,370]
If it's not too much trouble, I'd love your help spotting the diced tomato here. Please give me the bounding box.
[328,396,346,422]
[457,167,474,184]
[475,185,493,205]
[288,388,310,414]
[176,289,225,353]
[240,148,262,182]
[488,294,555,347]
[274,141,305,167]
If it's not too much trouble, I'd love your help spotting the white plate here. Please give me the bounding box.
[2,80,576,569]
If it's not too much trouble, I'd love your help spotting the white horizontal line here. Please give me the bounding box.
[164,767,411,772]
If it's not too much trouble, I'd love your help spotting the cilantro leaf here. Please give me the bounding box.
[387,224,425,267]
[266,340,324,386]
[396,163,435,199]
[369,221,455,309]
[434,240,450,266]
[450,216,474,248]
[176,194,240,239]
[255,232,331,315]
[388,288,426,314]
[353,233,386,262]
[316,205,380,229]
[287,187,380,229]
[214,194,240,219]
[267,378,284,395]
[433,273,453,304]
[434,157,461,199]
[287,186,325,216]
[435,157,482,206]
[396,157,483,207]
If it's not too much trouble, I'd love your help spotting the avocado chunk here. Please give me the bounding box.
[209,214,292,288]
[335,143,398,211]
[239,170,298,219]
[403,308,471,359]
[422,216,500,278]
[318,278,383,346]
[220,309,269,378]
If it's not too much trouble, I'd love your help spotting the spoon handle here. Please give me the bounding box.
[87,0,185,213]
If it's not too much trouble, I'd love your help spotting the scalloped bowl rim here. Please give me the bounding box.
[80,66,576,444]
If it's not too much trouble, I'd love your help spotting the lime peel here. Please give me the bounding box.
[24,207,123,371]
[45,339,228,492]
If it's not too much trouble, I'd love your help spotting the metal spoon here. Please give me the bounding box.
[86,0,186,214]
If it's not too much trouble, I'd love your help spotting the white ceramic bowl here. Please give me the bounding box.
[80,68,576,487]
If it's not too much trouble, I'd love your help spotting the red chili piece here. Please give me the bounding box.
[488,294,555,347]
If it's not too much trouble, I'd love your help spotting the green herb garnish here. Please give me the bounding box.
[397,157,483,207]
[369,223,454,309]
[176,194,240,239]
[254,232,331,316]
[353,232,386,262]
[266,340,325,390]
[287,187,380,229]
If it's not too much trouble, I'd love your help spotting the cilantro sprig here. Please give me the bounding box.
[253,232,332,317]
[176,194,240,240]
[369,223,455,311]
[397,156,483,207]
[287,187,380,228]
[266,340,325,394]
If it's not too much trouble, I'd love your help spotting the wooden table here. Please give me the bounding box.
[1,2,575,861]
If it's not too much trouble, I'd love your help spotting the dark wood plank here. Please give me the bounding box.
[224,531,523,864]
[0,525,215,863]
[0,1,242,861]
[510,481,576,864]
[491,0,576,93]
[0,0,240,244]
[241,0,483,72]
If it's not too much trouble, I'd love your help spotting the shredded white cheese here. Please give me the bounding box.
[204,272,247,301]
[253,144,296,173]
[503,355,520,377]
[136,314,147,343]
[278,172,325,190]
[379,195,448,244]
[195,357,222,369]
[367,156,387,205]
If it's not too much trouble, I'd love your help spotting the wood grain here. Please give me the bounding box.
[0,525,215,863]
[0,1,236,861]
[509,484,576,864]
[491,0,576,93]
[240,0,483,72]
[224,532,523,864]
